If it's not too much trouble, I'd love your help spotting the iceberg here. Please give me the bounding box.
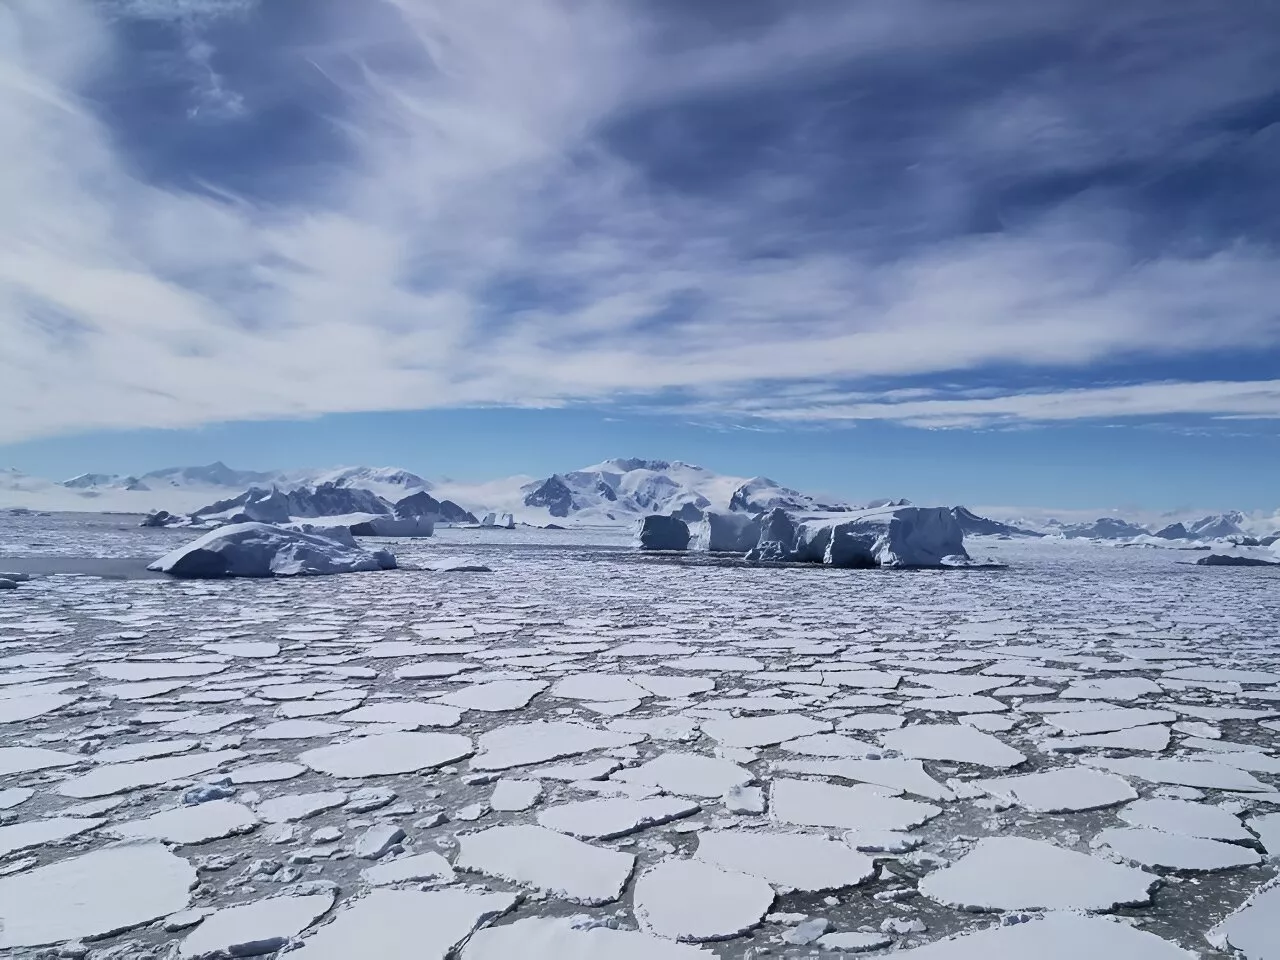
[691,512,762,553]
[148,523,397,578]
[637,516,691,551]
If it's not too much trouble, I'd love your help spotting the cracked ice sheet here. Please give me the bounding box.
[456,824,635,904]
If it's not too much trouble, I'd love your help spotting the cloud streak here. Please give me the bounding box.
[1,0,1278,443]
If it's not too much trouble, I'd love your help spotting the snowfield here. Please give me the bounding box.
[0,522,1277,957]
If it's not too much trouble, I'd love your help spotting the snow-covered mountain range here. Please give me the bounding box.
[3,459,1278,539]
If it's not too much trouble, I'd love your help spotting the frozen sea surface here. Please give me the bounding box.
[0,519,1278,957]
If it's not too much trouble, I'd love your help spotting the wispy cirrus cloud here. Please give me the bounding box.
[1,0,1279,444]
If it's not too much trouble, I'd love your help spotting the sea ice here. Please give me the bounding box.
[613,752,754,798]
[300,732,472,776]
[537,796,700,839]
[362,851,456,885]
[1045,707,1178,735]
[110,799,258,845]
[58,749,245,798]
[292,889,518,960]
[1090,757,1272,792]
[701,714,831,748]
[489,778,543,811]
[0,816,99,858]
[149,522,396,578]
[1119,798,1254,841]
[464,915,712,959]
[770,778,941,831]
[919,836,1157,912]
[470,721,643,771]
[1095,827,1262,871]
[880,724,1026,768]
[456,824,635,904]
[694,829,876,892]
[0,843,196,948]
[1207,878,1280,959]
[976,767,1137,812]
[179,892,335,958]
[634,859,774,941]
[897,911,1195,958]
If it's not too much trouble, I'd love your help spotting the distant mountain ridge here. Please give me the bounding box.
[2,458,1277,538]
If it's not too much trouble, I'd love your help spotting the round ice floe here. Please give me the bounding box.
[179,892,335,958]
[0,844,195,948]
[895,911,1195,959]
[536,797,700,840]
[1095,827,1262,872]
[634,859,774,942]
[694,829,876,892]
[432,679,547,712]
[300,732,472,777]
[1119,798,1253,841]
[919,836,1157,912]
[976,767,1138,813]
[612,752,753,798]
[455,824,635,905]
[463,915,713,959]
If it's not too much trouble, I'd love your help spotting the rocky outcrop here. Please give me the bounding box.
[523,476,576,517]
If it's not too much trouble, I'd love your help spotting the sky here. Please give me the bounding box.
[2,0,1279,510]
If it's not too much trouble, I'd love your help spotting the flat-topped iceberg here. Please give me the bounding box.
[148,522,397,578]
[660,505,968,568]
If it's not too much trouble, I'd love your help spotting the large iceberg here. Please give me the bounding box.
[637,515,691,551]
[677,506,968,568]
[148,523,397,578]
[691,512,762,553]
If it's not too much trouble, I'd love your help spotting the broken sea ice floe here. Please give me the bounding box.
[1094,827,1262,872]
[769,778,942,831]
[536,796,701,840]
[919,836,1158,912]
[879,724,1026,769]
[975,767,1138,813]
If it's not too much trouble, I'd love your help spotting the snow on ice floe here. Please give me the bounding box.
[489,778,542,811]
[694,829,877,892]
[109,799,259,845]
[898,912,1195,959]
[300,731,472,776]
[456,824,635,904]
[469,721,643,771]
[634,858,774,942]
[0,843,195,948]
[880,723,1026,768]
[255,791,348,823]
[976,767,1138,812]
[1041,724,1172,753]
[1118,797,1254,841]
[1094,827,1262,871]
[1208,878,1280,959]
[0,692,77,723]
[179,892,335,958]
[433,679,547,711]
[536,796,700,839]
[464,915,712,960]
[293,889,518,960]
[339,702,462,728]
[613,752,754,798]
[770,778,941,831]
[773,757,955,801]
[921,836,1157,912]
[1248,811,1280,855]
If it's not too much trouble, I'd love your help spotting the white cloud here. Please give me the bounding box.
[1,0,1279,443]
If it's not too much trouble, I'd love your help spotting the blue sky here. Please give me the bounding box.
[2,0,1279,509]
